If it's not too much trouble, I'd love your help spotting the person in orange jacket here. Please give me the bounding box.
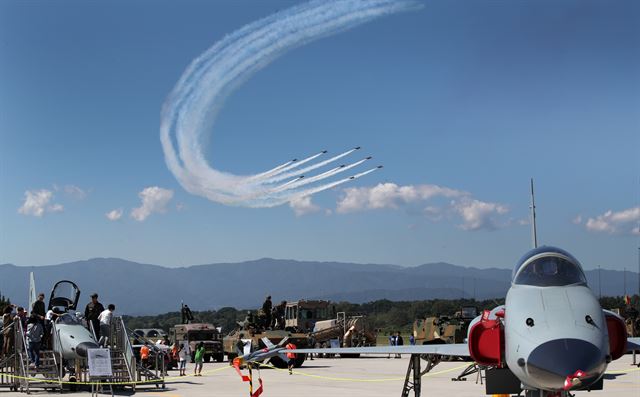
[140,342,150,368]
[285,342,296,375]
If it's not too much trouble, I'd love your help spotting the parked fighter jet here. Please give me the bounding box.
[285,246,640,396]
[47,280,99,360]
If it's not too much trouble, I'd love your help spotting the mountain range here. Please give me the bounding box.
[0,258,637,316]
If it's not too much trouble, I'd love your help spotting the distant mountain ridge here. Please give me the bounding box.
[0,258,636,316]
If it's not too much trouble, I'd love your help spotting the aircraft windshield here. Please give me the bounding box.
[56,313,81,326]
[514,256,587,287]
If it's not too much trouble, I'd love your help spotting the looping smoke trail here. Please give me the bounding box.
[160,0,419,207]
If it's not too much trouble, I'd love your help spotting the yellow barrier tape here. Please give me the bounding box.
[0,364,232,386]
[251,361,471,382]
[605,366,640,375]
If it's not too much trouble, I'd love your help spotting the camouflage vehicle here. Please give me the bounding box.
[170,323,224,362]
[413,306,478,345]
[223,328,310,368]
[284,300,332,332]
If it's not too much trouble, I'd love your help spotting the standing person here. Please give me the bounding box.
[16,307,27,333]
[171,342,180,370]
[235,333,249,357]
[84,293,104,340]
[285,341,296,375]
[43,308,60,349]
[178,338,190,376]
[262,296,272,330]
[26,314,44,368]
[2,305,15,357]
[31,294,46,324]
[409,333,415,346]
[97,304,115,347]
[140,342,150,368]
[395,331,403,359]
[194,342,205,376]
[387,332,395,359]
[307,333,315,360]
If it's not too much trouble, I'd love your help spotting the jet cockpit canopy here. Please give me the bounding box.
[48,280,81,313]
[512,246,587,287]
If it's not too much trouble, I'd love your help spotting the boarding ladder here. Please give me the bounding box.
[15,319,63,394]
[116,319,166,389]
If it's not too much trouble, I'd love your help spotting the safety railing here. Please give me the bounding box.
[0,322,17,390]
[14,319,29,393]
[114,317,136,385]
[120,319,166,387]
[51,321,65,382]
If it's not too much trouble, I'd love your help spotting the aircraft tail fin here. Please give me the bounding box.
[261,337,276,349]
[28,272,36,312]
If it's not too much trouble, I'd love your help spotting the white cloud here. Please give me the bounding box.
[452,198,509,231]
[335,183,510,231]
[572,215,583,225]
[130,187,174,221]
[584,207,640,235]
[17,189,63,217]
[105,208,123,221]
[337,183,466,213]
[64,185,87,200]
[289,196,321,216]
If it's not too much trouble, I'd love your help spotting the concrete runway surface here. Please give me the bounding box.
[3,355,639,396]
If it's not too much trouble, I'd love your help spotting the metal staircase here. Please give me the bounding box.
[14,320,63,394]
[108,316,167,390]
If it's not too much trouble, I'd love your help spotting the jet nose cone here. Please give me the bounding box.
[75,341,100,358]
[526,339,606,391]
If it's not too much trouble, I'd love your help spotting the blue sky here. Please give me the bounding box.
[1,0,638,270]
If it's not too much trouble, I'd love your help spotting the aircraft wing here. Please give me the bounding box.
[628,337,640,352]
[285,343,470,357]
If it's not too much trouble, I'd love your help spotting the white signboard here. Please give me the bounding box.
[87,348,113,377]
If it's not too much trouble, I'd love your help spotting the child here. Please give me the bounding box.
[178,339,190,376]
[194,342,205,376]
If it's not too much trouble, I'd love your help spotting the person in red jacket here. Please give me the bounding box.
[285,342,296,375]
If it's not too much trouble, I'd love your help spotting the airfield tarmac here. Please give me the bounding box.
[5,355,639,396]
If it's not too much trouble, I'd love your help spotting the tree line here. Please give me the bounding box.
[122,295,638,335]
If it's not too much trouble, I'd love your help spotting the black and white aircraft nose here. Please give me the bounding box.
[75,341,100,358]
[526,339,606,390]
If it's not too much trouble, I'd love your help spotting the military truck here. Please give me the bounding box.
[283,300,376,356]
[413,306,478,345]
[284,300,332,332]
[223,328,310,368]
[170,323,224,363]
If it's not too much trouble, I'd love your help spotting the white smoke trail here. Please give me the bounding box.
[160,0,419,207]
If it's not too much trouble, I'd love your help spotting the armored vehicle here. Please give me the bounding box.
[223,322,310,368]
[170,323,224,362]
[413,306,477,345]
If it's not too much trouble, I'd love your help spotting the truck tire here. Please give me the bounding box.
[293,354,306,368]
[216,353,224,362]
[268,356,288,369]
[205,354,211,363]
[190,352,195,363]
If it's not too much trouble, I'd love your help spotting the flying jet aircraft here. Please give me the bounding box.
[284,246,639,396]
